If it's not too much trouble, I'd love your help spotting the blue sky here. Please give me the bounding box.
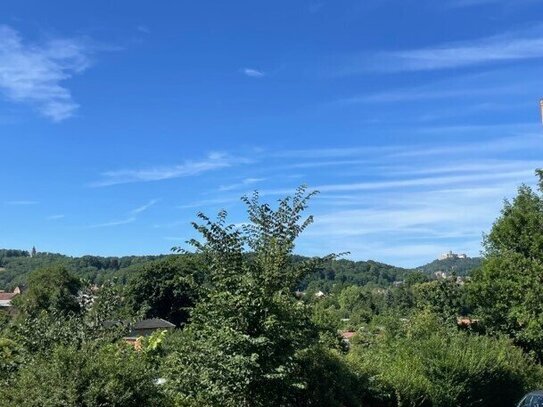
[0,0,542,267]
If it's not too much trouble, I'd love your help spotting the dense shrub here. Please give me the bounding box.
[294,346,365,407]
[349,312,543,407]
[0,343,168,407]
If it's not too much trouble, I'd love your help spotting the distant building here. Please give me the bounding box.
[434,271,448,280]
[126,318,175,338]
[457,316,480,328]
[340,331,357,347]
[314,291,326,299]
[439,251,468,260]
[0,286,23,308]
[124,318,176,349]
[30,246,37,257]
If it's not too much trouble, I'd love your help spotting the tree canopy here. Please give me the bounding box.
[471,171,543,358]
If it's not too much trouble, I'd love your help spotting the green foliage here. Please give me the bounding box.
[349,312,543,407]
[413,278,469,321]
[84,280,128,328]
[15,266,82,316]
[0,343,168,407]
[404,271,430,286]
[301,258,408,291]
[293,346,365,407]
[470,171,543,358]
[163,187,329,406]
[126,256,202,326]
[7,312,88,355]
[0,337,22,384]
[6,282,130,356]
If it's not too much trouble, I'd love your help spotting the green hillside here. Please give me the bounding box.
[0,249,166,289]
[415,256,483,276]
[0,248,482,291]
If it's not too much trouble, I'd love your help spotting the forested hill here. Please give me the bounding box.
[0,249,166,289]
[415,256,483,276]
[0,248,481,291]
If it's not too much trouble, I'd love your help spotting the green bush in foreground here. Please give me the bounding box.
[0,343,168,407]
[349,312,543,407]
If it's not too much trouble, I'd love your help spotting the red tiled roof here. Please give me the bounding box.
[0,293,16,301]
[341,331,356,340]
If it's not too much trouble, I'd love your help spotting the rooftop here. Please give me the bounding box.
[134,318,175,330]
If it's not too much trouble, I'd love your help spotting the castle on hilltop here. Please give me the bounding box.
[439,251,468,260]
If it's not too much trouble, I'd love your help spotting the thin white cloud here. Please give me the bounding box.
[136,25,151,34]
[242,68,265,78]
[336,83,534,104]
[296,174,534,266]
[381,160,543,177]
[130,199,159,215]
[87,217,136,229]
[348,27,543,73]
[91,152,246,187]
[4,200,38,205]
[177,196,241,210]
[0,25,92,121]
[219,177,266,192]
[275,132,542,161]
[47,214,65,220]
[312,170,533,193]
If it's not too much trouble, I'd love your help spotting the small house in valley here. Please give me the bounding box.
[0,286,23,308]
[124,318,176,348]
[0,292,17,308]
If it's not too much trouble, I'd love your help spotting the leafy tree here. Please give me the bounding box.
[84,280,128,328]
[15,266,82,316]
[7,312,88,355]
[163,187,333,406]
[413,278,468,322]
[404,271,429,286]
[470,170,543,357]
[126,256,202,326]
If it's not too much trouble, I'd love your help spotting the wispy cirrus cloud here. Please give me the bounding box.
[275,132,542,161]
[87,199,158,229]
[0,25,93,121]
[219,177,266,192]
[87,217,136,229]
[241,68,265,78]
[47,214,65,220]
[343,26,543,73]
[335,82,535,105]
[130,199,159,215]
[91,152,248,187]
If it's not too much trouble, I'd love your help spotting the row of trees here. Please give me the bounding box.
[0,172,542,406]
